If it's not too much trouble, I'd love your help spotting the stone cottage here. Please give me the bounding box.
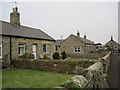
[0,7,55,67]
[55,39,64,52]
[105,36,120,52]
[59,31,96,57]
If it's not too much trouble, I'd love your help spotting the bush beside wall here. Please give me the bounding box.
[11,60,95,74]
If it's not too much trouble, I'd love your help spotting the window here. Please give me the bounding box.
[74,47,80,53]
[0,43,2,58]
[18,44,25,55]
[43,44,50,53]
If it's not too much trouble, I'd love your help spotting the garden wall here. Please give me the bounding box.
[11,60,96,74]
[69,51,109,59]
[60,52,111,88]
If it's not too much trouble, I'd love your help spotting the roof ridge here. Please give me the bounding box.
[72,34,94,44]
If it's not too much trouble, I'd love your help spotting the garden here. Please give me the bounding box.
[2,69,74,88]
[2,51,97,88]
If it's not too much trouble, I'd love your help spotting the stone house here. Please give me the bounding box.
[96,43,105,51]
[0,7,55,67]
[105,36,120,52]
[55,40,64,52]
[59,31,96,57]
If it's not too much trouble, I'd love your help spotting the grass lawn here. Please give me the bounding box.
[2,69,74,88]
[66,58,97,61]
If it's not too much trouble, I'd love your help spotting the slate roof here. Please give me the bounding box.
[0,21,55,41]
[72,34,95,45]
[105,39,120,46]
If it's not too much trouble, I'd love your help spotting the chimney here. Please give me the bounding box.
[84,35,86,39]
[111,36,113,41]
[77,31,80,37]
[10,7,20,25]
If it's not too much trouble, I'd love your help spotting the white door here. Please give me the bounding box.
[32,44,37,59]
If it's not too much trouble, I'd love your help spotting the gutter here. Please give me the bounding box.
[0,34,55,42]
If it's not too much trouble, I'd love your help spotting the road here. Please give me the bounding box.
[106,53,119,88]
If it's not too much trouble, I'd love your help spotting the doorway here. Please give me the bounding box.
[32,44,37,59]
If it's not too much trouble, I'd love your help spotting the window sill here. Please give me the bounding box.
[74,52,80,53]
[43,52,50,54]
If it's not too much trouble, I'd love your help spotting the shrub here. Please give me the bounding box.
[53,52,60,59]
[60,80,81,88]
[43,54,48,60]
[18,53,35,59]
[61,51,67,60]
[19,53,28,59]
[28,53,35,59]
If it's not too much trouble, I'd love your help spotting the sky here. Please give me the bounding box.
[0,0,119,44]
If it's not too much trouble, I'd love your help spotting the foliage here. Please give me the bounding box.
[43,54,48,60]
[18,53,35,59]
[67,54,70,57]
[27,53,35,59]
[2,69,74,88]
[89,50,93,53]
[11,60,94,74]
[60,80,81,88]
[53,52,60,59]
[61,51,67,60]
[19,53,28,59]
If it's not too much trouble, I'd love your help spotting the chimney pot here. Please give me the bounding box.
[77,31,80,37]
[84,35,86,39]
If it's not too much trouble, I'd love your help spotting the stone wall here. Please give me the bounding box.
[60,34,86,54]
[69,51,109,59]
[11,60,95,74]
[2,36,10,68]
[60,52,111,88]
[2,36,55,68]
[60,34,96,55]
[11,37,55,60]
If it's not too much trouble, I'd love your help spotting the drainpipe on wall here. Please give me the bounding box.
[10,36,12,60]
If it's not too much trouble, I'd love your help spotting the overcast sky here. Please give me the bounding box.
[0,0,118,44]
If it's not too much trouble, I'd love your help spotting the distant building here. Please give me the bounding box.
[96,43,105,51]
[105,36,120,52]
[59,31,96,56]
[0,7,55,67]
[55,40,64,52]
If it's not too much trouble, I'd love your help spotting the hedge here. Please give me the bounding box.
[11,60,96,74]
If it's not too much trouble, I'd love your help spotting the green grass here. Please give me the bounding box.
[2,69,74,88]
[66,58,97,61]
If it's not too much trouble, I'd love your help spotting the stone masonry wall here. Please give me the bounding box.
[60,52,111,88]
[11,60,95,74]
[2,36,10,68]
[2,36,55,68]
[11,37,55,60]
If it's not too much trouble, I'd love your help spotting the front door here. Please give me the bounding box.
[32,44,37,59]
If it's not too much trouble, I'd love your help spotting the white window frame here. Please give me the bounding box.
[43,44,50,53]
[18,44,25,56]
[0,43,2,58]
[74,47,80,53]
